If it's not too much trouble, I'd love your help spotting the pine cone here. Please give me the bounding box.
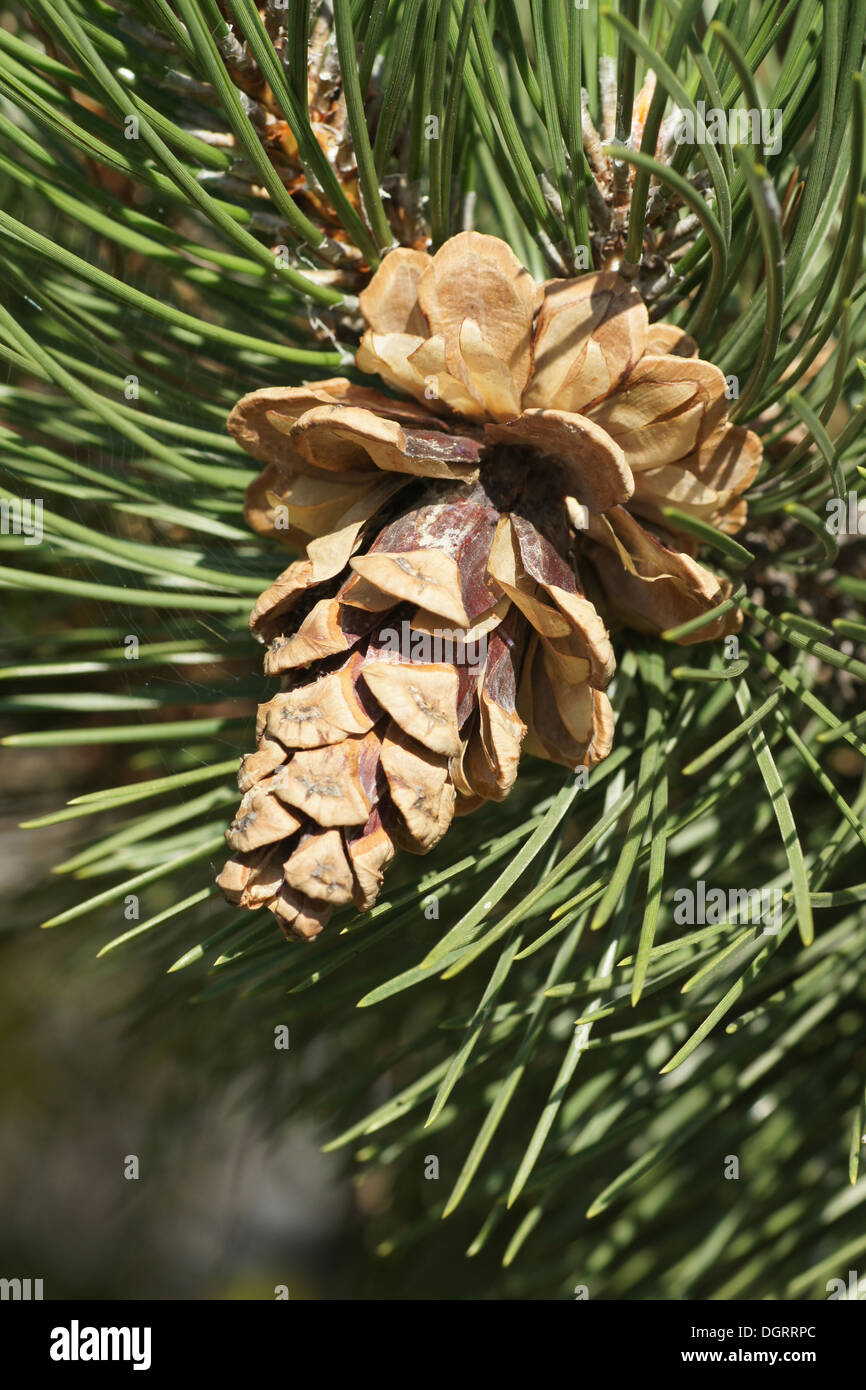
[218,233,760,941]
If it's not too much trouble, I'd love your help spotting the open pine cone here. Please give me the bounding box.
[217,233,761,941]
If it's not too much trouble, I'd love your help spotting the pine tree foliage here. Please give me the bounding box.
[1,0,865,1297]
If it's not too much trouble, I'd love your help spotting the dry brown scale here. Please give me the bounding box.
[217,232,762,941]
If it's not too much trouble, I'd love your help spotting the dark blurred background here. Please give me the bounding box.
[0,736,378,1300]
